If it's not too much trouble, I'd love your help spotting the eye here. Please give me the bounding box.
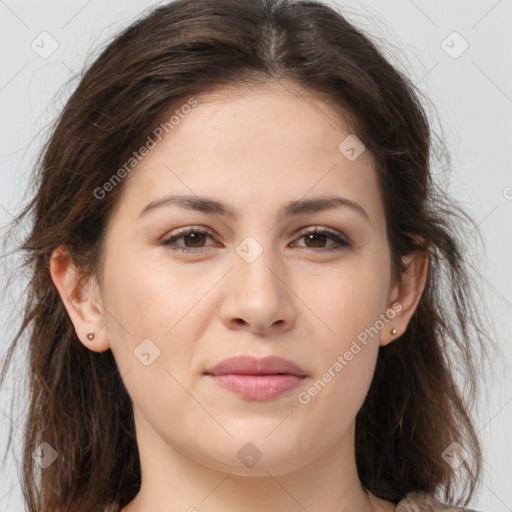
[160,226,350,254]
[291,226,350,252]
[160,227,217,253]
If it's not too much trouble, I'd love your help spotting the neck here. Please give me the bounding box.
[121,415,395,512]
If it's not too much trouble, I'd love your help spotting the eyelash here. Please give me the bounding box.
[160,226,350,253]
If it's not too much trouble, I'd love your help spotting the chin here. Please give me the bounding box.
[187,438,317,477]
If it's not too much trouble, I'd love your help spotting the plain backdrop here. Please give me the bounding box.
[0,1,511,511]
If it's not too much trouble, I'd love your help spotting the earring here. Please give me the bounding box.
[86,332,95,341]
[391,328,397,335]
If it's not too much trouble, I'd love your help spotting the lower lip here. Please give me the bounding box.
[208,374,305,400]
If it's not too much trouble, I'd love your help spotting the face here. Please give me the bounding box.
[62,82,409,476]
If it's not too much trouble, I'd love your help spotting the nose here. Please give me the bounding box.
[219,247,296,335]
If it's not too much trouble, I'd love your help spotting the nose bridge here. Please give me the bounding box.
[220,234,295,332]
[234,234,283,301]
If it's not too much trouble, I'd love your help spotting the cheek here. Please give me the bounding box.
[299,256,390,342]
[295,332,378,454]
[103,242,193,327]
[100,247,203,379]
[101,255,202,433]
[295,252,389,405]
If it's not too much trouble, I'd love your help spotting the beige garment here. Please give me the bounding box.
[105,491,481,512]
[395,492,480,512]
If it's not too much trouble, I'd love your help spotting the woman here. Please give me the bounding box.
[0,0,491,510]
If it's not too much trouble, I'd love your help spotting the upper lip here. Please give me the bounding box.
[204,355,307,377]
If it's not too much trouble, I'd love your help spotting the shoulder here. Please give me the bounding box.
[395,491,482,512]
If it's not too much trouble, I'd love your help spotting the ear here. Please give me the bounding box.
[50,245,110,352]
[380,249,429,347]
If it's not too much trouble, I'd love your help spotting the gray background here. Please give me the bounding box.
[0,0,511,510]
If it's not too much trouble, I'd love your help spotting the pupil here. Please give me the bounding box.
[307,234,325,247]
[186,233,204,246]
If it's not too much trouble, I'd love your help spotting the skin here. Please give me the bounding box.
[51,81,428,512]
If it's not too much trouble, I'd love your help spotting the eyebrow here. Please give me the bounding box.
[136,195,370,222]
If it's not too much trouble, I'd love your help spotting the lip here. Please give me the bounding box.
[205,355,307,377]
[204,355,307,401]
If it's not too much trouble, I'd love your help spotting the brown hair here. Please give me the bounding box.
[0,0,492,510]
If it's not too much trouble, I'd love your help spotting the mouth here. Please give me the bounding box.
[204,355,307,401]
[205,373,306,401]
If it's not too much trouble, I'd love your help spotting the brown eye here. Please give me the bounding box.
[303,232,329,248]
[161,228,216,252]
[293,227,350,252]
[181,232,208,247]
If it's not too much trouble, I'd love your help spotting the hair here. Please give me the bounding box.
[0,0,494,511]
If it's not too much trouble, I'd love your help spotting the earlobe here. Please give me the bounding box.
[380,250,429,347]
[49,245,110,352]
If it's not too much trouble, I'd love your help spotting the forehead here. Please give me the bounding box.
[113,82,383,225]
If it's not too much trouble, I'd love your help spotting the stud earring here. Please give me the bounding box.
[86,332,95,341]
[391,328,397,335]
